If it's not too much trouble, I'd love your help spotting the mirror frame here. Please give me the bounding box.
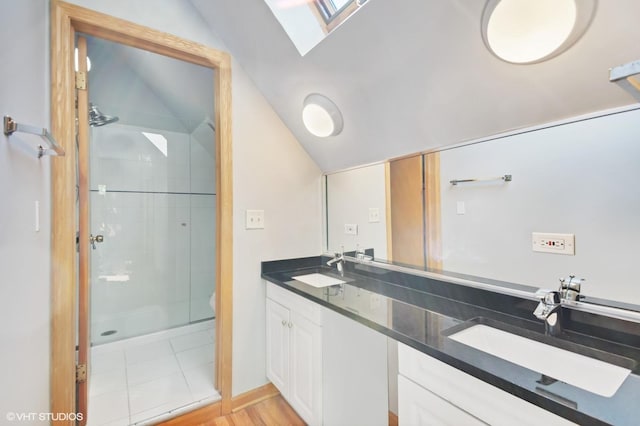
[50,0,234,421]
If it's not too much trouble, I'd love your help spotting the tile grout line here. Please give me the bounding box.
[173,336,196,403]
[124,347,132,426]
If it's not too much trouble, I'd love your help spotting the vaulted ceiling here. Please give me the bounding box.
[190,0,640,172]
[87,35,214,134]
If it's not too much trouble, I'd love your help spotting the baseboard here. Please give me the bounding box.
[156,401,221,425]
[231,382,280,412]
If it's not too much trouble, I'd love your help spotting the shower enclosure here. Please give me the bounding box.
[82,34,218,346]
[89,119,216,344]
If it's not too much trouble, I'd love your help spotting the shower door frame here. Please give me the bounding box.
[50,0,234,422]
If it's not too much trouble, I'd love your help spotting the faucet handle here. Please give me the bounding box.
[559,275,585,301]
[546,291,561,305]
[535,289,560,304]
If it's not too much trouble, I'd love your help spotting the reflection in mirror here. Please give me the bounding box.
[325,107,640,310]
[325,163,387,259]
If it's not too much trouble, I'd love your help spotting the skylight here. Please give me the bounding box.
[264,0,369,56]
[142,131,168,157]
[315,0,354,23]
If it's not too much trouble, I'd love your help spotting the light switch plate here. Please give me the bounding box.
[532,232,575,255]
[368,208,380,223]
[246,210,264,229]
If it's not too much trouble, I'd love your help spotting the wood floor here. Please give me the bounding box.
[157,395,305,426]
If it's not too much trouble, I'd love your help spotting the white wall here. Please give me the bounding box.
[231,67,322,395]
[0,0,51,416]
[440,108,640,302]
[326,164,387,257]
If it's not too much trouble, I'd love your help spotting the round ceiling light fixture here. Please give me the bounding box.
[302,94,344,137]
[481,0,597,64]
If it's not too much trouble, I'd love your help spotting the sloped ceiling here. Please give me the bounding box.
[87,35,214,133]
[190,0,640,172]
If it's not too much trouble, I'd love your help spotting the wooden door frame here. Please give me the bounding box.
[50,1,234,422]
[75,35,90,425]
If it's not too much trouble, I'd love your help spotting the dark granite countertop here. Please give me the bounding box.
[261,256,640,426]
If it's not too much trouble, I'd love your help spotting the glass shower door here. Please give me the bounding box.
[89,120,215,344]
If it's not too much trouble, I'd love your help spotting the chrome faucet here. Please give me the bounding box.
[559,275,584,301]
[326,247,345,276]
[534,289,563,336]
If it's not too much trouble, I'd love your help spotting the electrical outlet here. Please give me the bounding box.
[246,210,264,229]
[344,224,358,235]
[532,232,575,255]
[368,208,380,223]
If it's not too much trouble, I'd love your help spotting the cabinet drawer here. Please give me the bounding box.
[266,281,322,325]
[399,375,486,426]
[398,343,575,426]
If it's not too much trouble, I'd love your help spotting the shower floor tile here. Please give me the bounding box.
[183,362,216,400]
[176,343,215,370]
[90,368,128,397]
[87,320,219,426]
[87,389,129,426]
[126,354,181,386]
[128,372,192,415]
[125,340,174,365]
[91,350,126,376]
[170,330,213,353]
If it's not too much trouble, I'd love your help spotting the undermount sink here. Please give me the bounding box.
[292,273,346,288]
[447,321,632,397]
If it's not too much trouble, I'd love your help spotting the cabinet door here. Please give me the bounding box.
[322,306,388,426]
[266,298,290,396]
[289,311,322,426]
[398,375,486,426]
[398,343,576,426]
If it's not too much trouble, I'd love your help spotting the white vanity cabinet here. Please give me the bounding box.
[266,282,323,426]
[398,343,576,426]
[398,375,485,426]
[266,281,389,425]
[322,307,389,426]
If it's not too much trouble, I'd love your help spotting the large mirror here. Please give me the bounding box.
[325,106,640,311]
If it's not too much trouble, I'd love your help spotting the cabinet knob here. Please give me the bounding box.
[288,322,293,328]
[281,320,287,326]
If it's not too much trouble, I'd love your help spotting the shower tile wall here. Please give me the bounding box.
[190,194,216,322]
[90,123,216,344]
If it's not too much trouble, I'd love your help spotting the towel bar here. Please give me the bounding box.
[450,174,512,186]
[4,115,65,158]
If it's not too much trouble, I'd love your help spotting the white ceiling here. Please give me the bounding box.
[190,0,640,172]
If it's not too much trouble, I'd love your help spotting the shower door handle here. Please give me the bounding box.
[90,234,104,250]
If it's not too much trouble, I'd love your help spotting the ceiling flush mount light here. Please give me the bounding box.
[302,94,344,137]
[481,0,597,64]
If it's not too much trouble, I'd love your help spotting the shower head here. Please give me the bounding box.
[89,103,119,127]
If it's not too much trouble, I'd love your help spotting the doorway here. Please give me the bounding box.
[79,33,219,424]
[50,1,233,424]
